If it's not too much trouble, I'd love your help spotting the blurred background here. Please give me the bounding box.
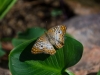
[0,0,100,75]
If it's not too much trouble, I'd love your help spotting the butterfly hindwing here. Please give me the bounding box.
[31,34,56,55]
[47,25,66,48]
[31,25,66,55]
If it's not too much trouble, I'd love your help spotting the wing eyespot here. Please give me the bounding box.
[31,25,66,55]
[41,45,43,47]
[58,31,62,34]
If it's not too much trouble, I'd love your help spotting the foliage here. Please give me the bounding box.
[97,70,100,75]
[9,27,83,75]
[0,0,17,20]
[0,43,6,57]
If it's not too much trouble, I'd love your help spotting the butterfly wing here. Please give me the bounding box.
[31,34,56,55]
[46,25,66,49]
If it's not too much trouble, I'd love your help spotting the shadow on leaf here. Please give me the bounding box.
[19,39,50,62]
[62,72,69,75]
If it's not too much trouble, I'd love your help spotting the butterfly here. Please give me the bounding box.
[31,25,67,55]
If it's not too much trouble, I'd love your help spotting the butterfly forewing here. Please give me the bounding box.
[31,25,66,55]
[47,25,66,48]
[31,34,56,55]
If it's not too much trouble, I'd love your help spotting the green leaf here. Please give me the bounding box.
[97,71,100,75]
[18,27,46,39]
[0,48,5,57]
[0,0,17,20]
[0,43,6,57]
[12,27,46,47]
[9,34,83,75]
[51,9,63,17]
[1,37,13,41]
[12,38,27,47]
[65,69,75,75]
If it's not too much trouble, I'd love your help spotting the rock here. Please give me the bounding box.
[64,14,100,74]
[64,14,100,47]
[0,68,11,75]
[64,0,100,15]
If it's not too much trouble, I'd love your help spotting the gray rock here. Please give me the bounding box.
[63,14,100,47]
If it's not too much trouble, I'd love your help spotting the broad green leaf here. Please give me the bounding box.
[18,27,46,39]
[0,0,17,20]
[12,27,46,47]
[9,35,83,75]
[65,69,75,75]
[97,71,100,75]
[12,38,27,47]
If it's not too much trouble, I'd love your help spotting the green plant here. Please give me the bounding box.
[0,0,17,20]
[0,43,6,57]
[97,70,100,75]
[0,48,6,57]
[9,27,83,75]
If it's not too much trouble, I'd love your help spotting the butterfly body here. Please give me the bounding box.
[31,25,66,55]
